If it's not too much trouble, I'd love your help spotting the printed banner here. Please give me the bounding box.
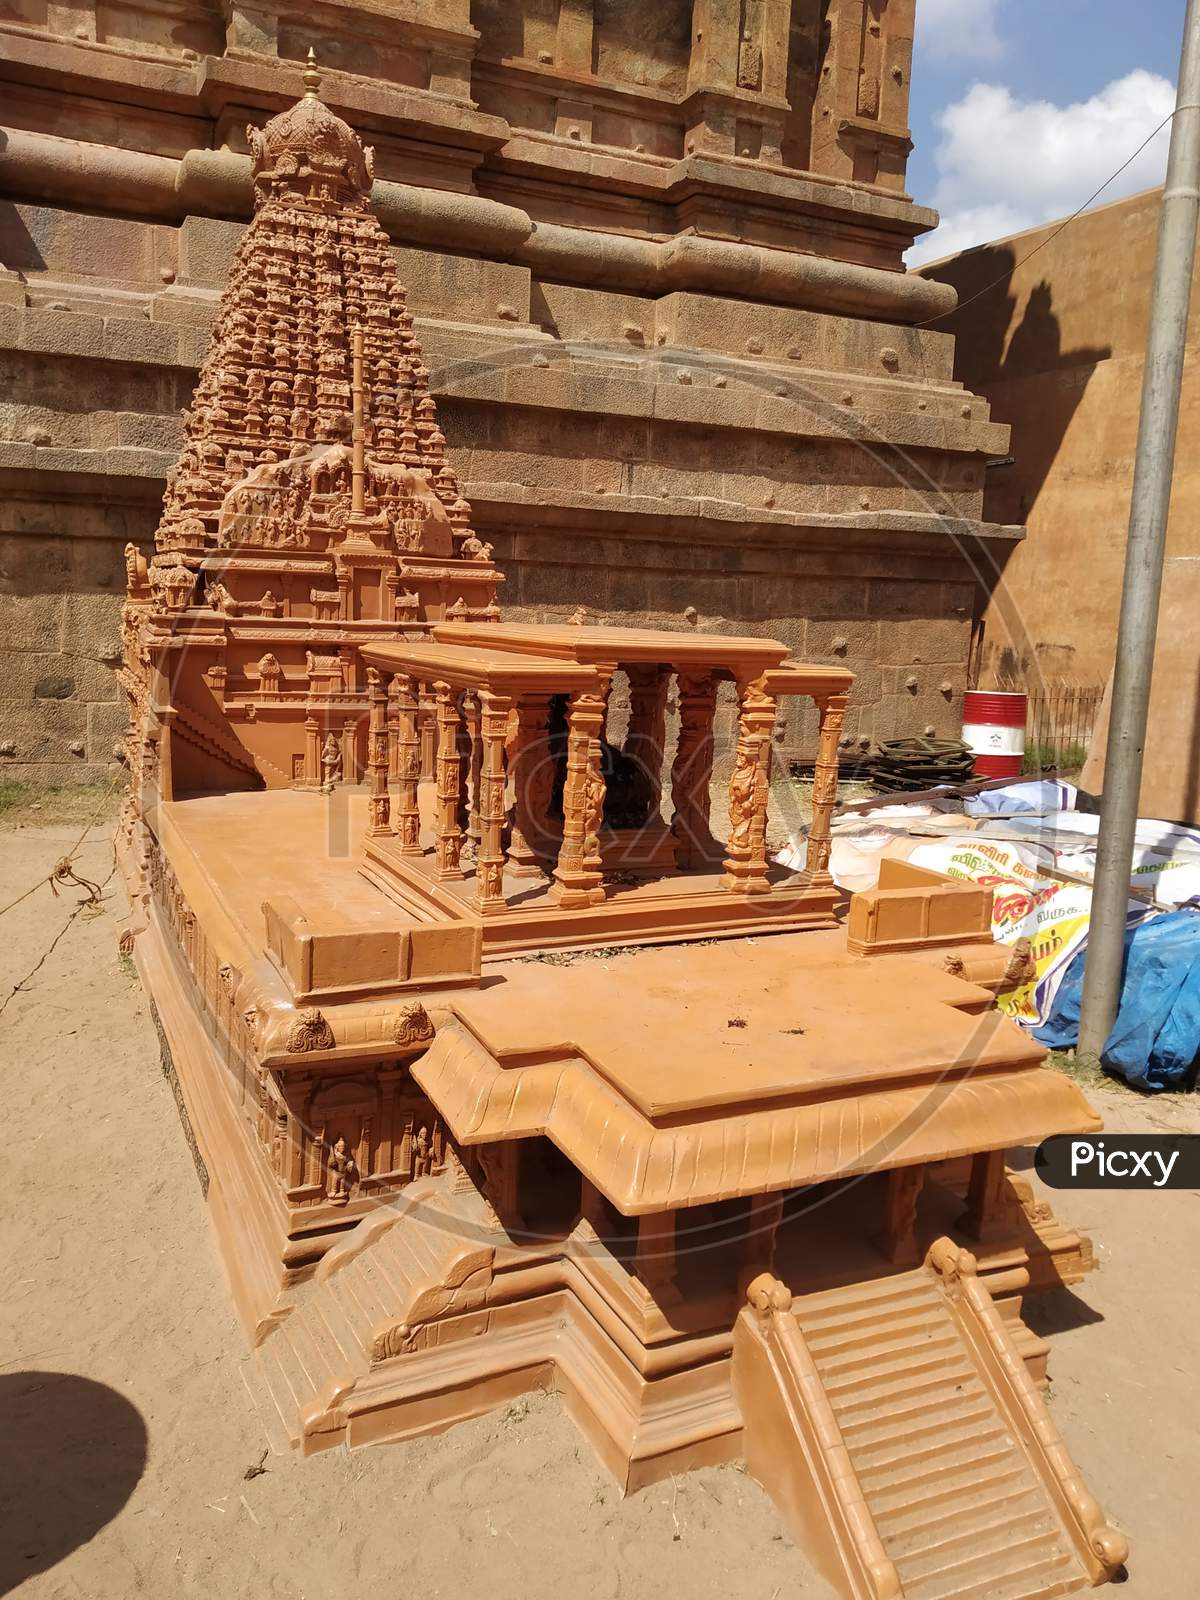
[906,837,1105,1026]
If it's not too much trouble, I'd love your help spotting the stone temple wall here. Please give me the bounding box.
[0,0,1019,783]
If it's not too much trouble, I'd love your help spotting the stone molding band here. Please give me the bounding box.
[0,126,957,327]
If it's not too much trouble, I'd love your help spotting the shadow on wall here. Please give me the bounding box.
[923,242,1112,682]
[926,242,1113,522]
[0,192,48,274]
[0,1371,147,1595]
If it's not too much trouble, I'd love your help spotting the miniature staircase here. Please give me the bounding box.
[251,1178,495,1454]
[734,1241,1127,1600]
[172,701,261,781]
[795,1275,1085,1599]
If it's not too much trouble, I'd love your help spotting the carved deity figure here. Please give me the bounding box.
[1001,936,1036,989]
[326,1134,357,1202]
[321,733,343,786]
[727,734,762,852]
[582,760,606,857]
[413,1125,431,1178]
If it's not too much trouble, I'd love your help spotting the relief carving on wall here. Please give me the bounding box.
[286,1007,336,1052]
[393,1001,435,1047]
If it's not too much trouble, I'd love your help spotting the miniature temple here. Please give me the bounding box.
[120,65,1127,1600]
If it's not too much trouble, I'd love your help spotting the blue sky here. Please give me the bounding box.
[906,0,1185,262]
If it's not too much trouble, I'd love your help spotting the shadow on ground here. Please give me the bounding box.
[1022,1284,1106,1339]
[0,1371,146,1596]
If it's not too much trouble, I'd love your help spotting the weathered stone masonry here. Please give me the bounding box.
[0,0,1018,782]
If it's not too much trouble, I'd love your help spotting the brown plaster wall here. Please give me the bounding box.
[923,186,1200,818]
[0,1,1013,783]
[922,186,1200,692]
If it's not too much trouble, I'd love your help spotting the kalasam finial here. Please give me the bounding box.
[303,46,321,100]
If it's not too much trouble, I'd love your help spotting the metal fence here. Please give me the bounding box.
[1019,682,1105,773]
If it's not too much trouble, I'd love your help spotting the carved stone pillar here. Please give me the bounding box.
[393,672,423,856]
[805,691,848,882]
[873,1163,926,1265]
[685,0,791,162]
[810,0,915,190]
[507,693,552,878]
[720,673,776,893]
[337,718,355,786]
[960,1149,1015,1244]
[479,1141,521,1230]
[670,671,718,868]
[303,714,320,787]
[634,1209,679,1303]
[284,1094,305,1193]
[556,0,593,71]
[387,674,400,781]
[578,1178,610,1241]
[378,1066,404,1178]
[433,680,466,879]
[365,666,393,838]
[552,684,607,908]
[418,688,437,779]
[625,663,670,816]
[475,689,511,915]
[744,1191,784,1277]
[461,689,483,857]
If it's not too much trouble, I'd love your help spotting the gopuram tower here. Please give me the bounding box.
[121,55,500,807]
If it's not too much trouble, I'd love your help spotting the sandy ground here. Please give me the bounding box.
[1,816,1198,1599]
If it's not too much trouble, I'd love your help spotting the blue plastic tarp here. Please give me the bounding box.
[1033,908,1200,1090]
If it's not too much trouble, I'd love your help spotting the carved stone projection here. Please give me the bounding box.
[120,56,500,811]
[393,1001,435,1047]
[286,1007,335,1052]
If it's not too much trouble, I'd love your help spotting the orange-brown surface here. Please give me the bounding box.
[923,186,1200,820]
[99,64,1127,1600]
[4,823,1197,1600]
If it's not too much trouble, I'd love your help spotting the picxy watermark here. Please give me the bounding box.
[1036,1134,1198,1190]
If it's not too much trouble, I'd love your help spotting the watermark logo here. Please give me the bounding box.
[1036,1134,1198,1190]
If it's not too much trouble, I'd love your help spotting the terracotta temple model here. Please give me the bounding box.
[120,62,1127,1600]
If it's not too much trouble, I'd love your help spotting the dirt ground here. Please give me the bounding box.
[1,815,1198,1599]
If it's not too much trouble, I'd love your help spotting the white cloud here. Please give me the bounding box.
[908,69,1175,266]
[915,0,1005,65]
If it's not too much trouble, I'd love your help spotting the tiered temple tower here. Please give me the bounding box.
[122,58,499,803]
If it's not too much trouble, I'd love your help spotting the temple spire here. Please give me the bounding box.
[302,46,321,101]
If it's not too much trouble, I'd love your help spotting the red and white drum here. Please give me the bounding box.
[962,689,1026,779]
